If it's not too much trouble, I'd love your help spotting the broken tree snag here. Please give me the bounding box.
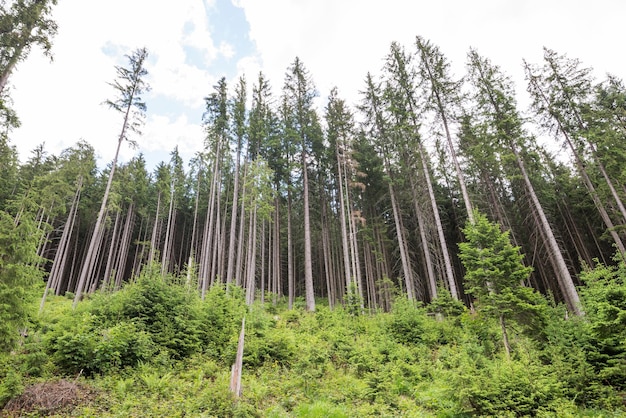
[230,317,245,397]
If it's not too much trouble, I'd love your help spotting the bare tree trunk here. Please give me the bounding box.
[41,179,82,312]
[114,204,134,289]
[161,179,176,275]
[101,210,122,291]
[500,314,511,359]
[408,175,438,300]
[336,145,353,290]
[388,180,415,301]
[513,147,582,314]
[287,186,294,309]
[273,197,281,304]
[226,150,242,285]
[302,153,316,312]
[245,206,258,305]
[235,170,247,287]
[201,152,220,297]
[230,317,245,398]
[148,192,162,264]
[418,145,458,299]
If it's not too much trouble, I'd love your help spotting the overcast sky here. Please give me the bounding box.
[8,0,626,169]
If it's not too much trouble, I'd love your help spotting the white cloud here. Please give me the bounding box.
[9,0,221,167]
[237,0,626,111]
[8,0,626,170]
[143,114,205,157]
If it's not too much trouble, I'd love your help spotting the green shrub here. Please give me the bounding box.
[0,367,23,407]
[243,325,296,368]
[455,359,563,417]
[45,314,154,375]
[294,400,351,418]
[89,268,203,358]
[198,284,246,358]
[388,297,427,345]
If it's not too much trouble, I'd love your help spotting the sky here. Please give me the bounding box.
[8,0,626,170]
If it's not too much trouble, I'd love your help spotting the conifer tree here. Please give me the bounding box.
[73,47,149,307]
[0,0,57,93]
[0,209,43,350]
[467,49,582,315]
[283,57,320,311]
[459,211,545,358]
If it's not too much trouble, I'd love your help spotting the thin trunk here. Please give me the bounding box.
[273,197,281,304]
[245,206,258,305]
[261,220,266,305]
[408,174,438,300]
[226,148,242,285]
[500,314,511,359]
[148,192,162,264]
[514,147,582,314]
[161,180,176,275]
[321,204,333,309]
[101,210,121,291]
[187,167,202,285]
[336,144,353,289]
[419,51,474,223]
[115,203,135,289]
[302,153,315,312]
[287,186,294,309]
[235,168,248,287]
[418,144,458,299]
[41,180,82,312]
[388,180,415,301]
[73,85,134,308]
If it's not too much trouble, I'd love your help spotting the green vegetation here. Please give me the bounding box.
[1,265,626,417]
[2,4,626,414]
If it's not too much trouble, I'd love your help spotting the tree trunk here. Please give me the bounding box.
[302,152,315,312]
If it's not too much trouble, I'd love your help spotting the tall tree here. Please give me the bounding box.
[283,57,320,311]
[0,0,57,93]
[415,36,474,224]
[383,43,458,300]
[360,72,418,301]
[73,47,149,307]
[525,51,626,254]
[467,49,582,315]
[225,76,246,285]
[199,77,229,295]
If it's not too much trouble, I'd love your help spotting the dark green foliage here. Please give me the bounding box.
[0,210,43,352]
[344,282,363,316]
[578,258,626,392]
[388,297,428,345]
[0,366,23,407]
[427,287,466,318]
[455,359,565,417]
[44,266,247,375]
[89,268,203,358]
[459,211,550,344]
[45,315,155,375]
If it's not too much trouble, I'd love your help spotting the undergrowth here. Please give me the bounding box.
[1,266,626,417]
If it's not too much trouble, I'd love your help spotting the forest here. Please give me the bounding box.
[1,1,626,416]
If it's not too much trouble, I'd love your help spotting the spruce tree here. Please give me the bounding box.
[459,211,546,357]
[73,47,149,307]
